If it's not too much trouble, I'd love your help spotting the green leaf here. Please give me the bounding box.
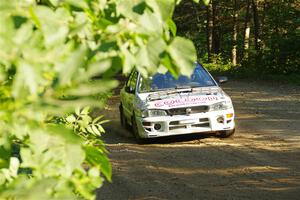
[84,146,112,182]
[75,107,81,116]
[86,126,94,134]
[65,80,118,96]
[69,12,88,37]
[66,115,76,123]
[146,0,175,21]
[116,0,146,21]
[96,124,105,133]
[14,22,33,45]
[49,0,60,6]
[167,37,197,76]
[91,125,101,136]
[42,98,104,114]
[47,124,82,145]
[136,36,167,74]
[160,52,178,77]
[12,61,41,98]
[167,19,177,36]
[64,0,88,9]
[0,152,10,169]
[86,58,112,79]
[81,115,92,126]
[61,142,85,177]
[92,115,104,124]
[80,106,90,115]
[139,10,162,34]
[98,120,109,125]
[121,45,136,74]
[32,6,69,48]
[202,0,210,5]
[58,46,87,86]
[88,167,100,178]
[9,157,19,177]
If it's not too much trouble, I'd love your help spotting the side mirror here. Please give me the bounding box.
[125,86,134,93]
[217,76,228,84]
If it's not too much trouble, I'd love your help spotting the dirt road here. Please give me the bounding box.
[97,80,300,200]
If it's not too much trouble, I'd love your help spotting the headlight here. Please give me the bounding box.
[210,101,233,111]
[142,109,167,117]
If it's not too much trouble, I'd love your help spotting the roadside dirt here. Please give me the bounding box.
[96,79,300,200]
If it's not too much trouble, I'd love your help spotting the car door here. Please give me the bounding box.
[121,71,138,123]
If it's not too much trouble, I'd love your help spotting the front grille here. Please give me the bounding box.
[167,106,209,116]
[169,125,186,130]
[192,123,210,128]
[168,118,210,131]
[200,118,209,122]
[169,121,180,125]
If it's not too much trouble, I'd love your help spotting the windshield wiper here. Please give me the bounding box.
[150,87,174,92]
[147,88,178,101]
[147,86,193,99]
[175,85,192,90]
[191,86,220,95]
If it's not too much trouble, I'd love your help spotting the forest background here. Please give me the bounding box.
[175,0,300,84]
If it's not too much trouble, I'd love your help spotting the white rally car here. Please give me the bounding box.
[119,63,235,142]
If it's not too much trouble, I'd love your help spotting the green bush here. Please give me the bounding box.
[0,0,201,199]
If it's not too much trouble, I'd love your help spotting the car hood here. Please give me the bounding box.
[137,87,229,110]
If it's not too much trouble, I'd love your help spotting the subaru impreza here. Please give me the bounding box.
[119,63,235,142]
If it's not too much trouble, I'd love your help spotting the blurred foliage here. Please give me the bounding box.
[174,0,300,84]
[0,0,202,199]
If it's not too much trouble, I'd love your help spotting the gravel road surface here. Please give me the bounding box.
[97,80,300,200]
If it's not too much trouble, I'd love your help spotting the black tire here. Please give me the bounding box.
[217,128,235,138]
[131,114,145,144]
[119,104,127,128]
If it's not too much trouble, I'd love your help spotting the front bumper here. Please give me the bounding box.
[135,109,235,138]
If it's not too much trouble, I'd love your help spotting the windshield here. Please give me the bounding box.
[138,64,216,93]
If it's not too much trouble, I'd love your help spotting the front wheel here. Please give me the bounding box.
[217,128,235,138]
[119,104,126,127]
[119,104,130,130]
[131,114,145,144]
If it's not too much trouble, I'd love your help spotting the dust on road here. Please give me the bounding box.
[97,80,300,200]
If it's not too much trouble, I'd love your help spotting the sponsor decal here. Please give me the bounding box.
[154,96,218,108]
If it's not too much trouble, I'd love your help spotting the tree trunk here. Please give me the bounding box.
[260,0,266,49]
[212,1,220,54]
[232,0,238,66]
[206,0,213,62]
[243,0,251,60]
[252,0,260,52]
